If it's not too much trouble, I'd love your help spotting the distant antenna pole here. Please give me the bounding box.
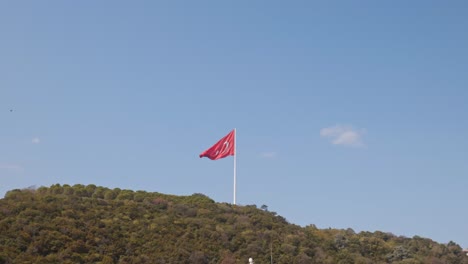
[233,128,237,205]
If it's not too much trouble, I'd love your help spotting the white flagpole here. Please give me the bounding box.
[233,128,237,205]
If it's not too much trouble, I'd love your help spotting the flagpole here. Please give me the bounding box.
[233,128,237,205]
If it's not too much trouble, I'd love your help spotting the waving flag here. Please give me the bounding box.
[199,130,235,160]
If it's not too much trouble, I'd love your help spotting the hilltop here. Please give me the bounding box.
[0,184,466,264]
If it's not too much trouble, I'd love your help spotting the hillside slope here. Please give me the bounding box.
[0,184,466,264]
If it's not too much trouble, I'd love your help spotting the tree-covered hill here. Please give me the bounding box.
[0,184,466,264]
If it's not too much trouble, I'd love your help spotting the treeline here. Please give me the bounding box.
[0,184,466,264]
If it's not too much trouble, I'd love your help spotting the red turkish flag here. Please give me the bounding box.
[199,130,235,160]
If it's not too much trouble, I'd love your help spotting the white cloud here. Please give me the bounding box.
[260,152,277,158]
[320,125,365,147]
[32,137,40,144]
[0,163,24,172]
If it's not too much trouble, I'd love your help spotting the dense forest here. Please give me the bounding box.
[0,184,466,264]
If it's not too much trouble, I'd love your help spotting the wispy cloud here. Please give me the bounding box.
[320,125,365,147]
[0,163,24,172]
[260,152,278,158]
[32,137,40,144]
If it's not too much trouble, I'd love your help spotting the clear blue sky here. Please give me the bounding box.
[1,1,467,247]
